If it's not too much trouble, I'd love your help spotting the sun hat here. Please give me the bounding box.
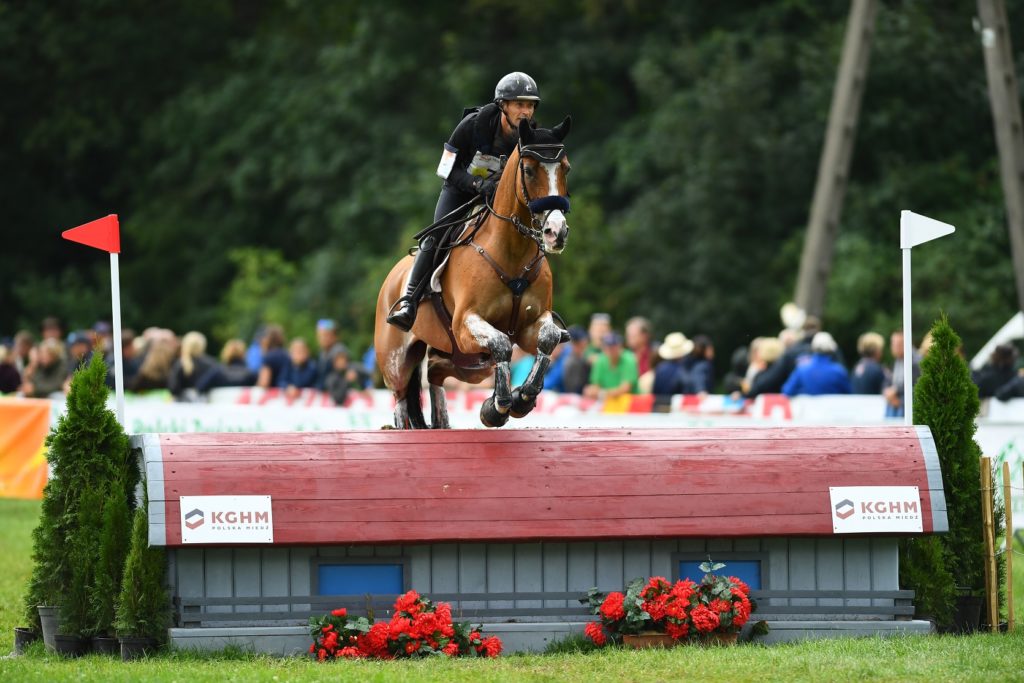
[658,332,694,360]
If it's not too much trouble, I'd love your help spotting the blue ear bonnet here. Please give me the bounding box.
[528,195,570,214]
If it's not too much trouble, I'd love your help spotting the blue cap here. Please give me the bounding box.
[317,318,337,331]
[602,332,623,346]
[568,325,587,342]
[67,331,90,346]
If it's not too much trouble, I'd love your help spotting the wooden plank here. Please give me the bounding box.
[158,491,858,524]
[205,549,233,613]
[430,544,459,595]
[486,544,515,610]
[843,538,872,607]
[815,539,843,607]
[159,466,929,499]
[159,514,868,546]
[234,549,261,614]
[406,545,431,595]
[789,539,816,606]
[595,542,623,592]
[566,542,596,593]
[261,548,290,614]
[623,541,651,585]
[542,543,568,608]
[515,543,543,609]
[289,547,313,612]
[157,426,922,447]
[457,544,487,610]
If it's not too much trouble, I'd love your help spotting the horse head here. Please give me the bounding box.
[513,116,572,253]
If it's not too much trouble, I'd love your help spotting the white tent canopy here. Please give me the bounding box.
[970,311,1024,371]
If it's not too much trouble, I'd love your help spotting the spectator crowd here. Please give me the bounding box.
[2,305,1023,412]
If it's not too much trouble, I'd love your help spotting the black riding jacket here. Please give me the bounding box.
[443,103,522,195]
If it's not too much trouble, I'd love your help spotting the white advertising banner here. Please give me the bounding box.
[829,486,923,534]
[180,495,274,544]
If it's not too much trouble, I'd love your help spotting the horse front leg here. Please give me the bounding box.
[455,313,513,428]
[511,313,561,418]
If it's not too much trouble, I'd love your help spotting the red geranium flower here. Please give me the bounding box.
[599,591,626,621]
[331,607,347,617]
[584,621,607,646]
[691,604,721,633]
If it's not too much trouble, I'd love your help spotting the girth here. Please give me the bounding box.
[427,240,546,370]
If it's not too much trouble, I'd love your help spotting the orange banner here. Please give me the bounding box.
[0,398,50,499]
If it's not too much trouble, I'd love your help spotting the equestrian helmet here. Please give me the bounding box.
[494,72,541,103]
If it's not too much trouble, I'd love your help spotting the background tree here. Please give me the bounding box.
[2,1,1021,377]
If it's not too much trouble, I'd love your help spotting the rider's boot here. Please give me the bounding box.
[386,235,437,332]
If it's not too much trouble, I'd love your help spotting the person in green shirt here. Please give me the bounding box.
[583,332,639,400]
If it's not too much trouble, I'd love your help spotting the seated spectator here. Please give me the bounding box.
[626,316,658,377]
[973,343,1018,399]
[168,331,219,401]
[851,331,889,394]
[256,324,289,388]
[651,332,694,409]
[62,330,93,391]
[583,331,638,401]
[278,337,318,399]
[12,330,35,375]
[105,328,144,389]
[324,345,371,406]
[0,344,21,393]
[721,345,749,396]
[782,332,852,396]
[995,369,1024,401]
[20,338,67,397]
[746,330,800,398]
[314,319,346,389]
[544,325,590,394]
[681,334,715,394]
[195,338,259,392]
[128,335,178,392]
[586,313,612,359]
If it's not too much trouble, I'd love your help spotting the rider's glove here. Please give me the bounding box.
[476,176,498,199]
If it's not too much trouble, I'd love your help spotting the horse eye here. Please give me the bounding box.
[523,166,535,178]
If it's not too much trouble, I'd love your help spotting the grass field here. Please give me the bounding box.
[2,498,1023,682]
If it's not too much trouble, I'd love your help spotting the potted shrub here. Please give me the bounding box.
[115,503,171,660]
[51,486,104,657]
[89,477,133,655]
[23,353,133,651]
[905,314,1001,631]
[582,560,759,648]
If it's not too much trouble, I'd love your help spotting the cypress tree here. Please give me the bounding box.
[913,314,984,592]
[22,352,137,632]
[115,502,171,643]
[91,476,133,637]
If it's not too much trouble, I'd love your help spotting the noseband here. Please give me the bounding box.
[484,141,570,247]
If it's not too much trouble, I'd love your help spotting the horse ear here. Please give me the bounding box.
[518,117,534,144]
[551,115,572,141]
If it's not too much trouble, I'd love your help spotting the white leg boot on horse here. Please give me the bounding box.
[510,312,562,418]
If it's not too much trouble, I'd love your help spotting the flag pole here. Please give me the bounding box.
[110,251,125,427]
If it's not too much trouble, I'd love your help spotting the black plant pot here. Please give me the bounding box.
[52,634,90,658]
[37,605,59,652]
[91,635,120,655]
[952,594,982,634]
[13,627,40,654]
[119,635,155,661]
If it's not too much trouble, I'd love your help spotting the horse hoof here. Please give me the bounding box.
[510,388,536,418]
[480,397,510,428]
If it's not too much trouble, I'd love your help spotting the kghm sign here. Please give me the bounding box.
[828,486,923,533]
[179,495,274,544]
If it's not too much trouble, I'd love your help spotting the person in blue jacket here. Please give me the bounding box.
[782,332,852,396]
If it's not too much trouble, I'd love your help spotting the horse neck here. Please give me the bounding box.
[480,150,538,264]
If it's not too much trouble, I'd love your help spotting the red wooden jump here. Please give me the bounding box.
[141,426,946,546]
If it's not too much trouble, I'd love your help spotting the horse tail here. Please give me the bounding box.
[406,362,425,427]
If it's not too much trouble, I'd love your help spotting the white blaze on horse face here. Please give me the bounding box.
[541,161,569,253]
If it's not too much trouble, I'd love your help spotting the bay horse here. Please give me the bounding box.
[375,116,572,428]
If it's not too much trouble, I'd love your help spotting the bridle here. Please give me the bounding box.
[484,140,571,248]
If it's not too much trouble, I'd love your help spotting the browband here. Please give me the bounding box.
[520,144,566,163]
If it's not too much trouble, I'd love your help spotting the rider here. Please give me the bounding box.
[386,71,541,331]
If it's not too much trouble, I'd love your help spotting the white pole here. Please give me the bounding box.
[902,246,913,426]
[110,252,125,428]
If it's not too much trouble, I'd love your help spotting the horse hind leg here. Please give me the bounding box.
[428,384,450,429]
[511,316,562,418]
[395,364,429,429]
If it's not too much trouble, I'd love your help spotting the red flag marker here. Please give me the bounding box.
[61,213,126,426]
[62,214,120,253]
